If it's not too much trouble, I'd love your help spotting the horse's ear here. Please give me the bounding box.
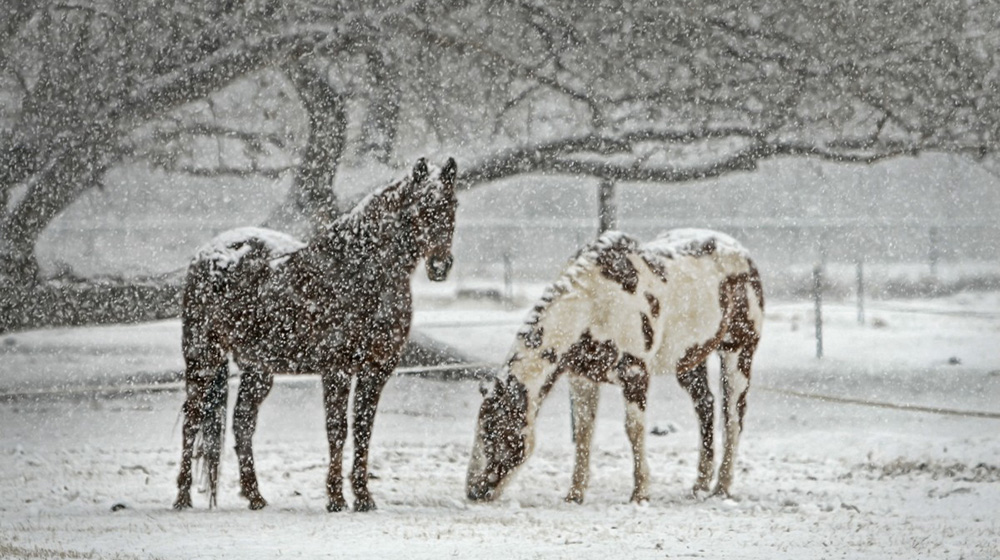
[507,377,528,414]
[412,158,429,184]
[441,157,457,187]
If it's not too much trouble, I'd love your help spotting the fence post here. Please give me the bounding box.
[929,226,939,278]
[856,258,865,325]
[502,252,513,304]
[576,179,616,442]
[598,179,616,235]
[813,264,824,359]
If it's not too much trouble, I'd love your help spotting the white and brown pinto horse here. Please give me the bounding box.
[467,229,763,504]
[173,158,458,512]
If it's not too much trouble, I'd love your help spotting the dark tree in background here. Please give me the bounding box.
[1,0,998,330]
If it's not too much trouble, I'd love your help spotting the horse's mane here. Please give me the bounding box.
[323,163,448,243]
[518,231,640,336]
[329,176,412,241]
[487,230,642,393]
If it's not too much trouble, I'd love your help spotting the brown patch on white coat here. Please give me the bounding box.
[467,229,763,504]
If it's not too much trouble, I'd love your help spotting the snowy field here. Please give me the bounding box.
[1,287,999,559]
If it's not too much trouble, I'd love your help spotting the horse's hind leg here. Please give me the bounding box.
[350,361,394,512]
[321,370,351,512]
[200,363,230,508]
[716,347,752,497]
[677,362,715,495]
[233,366,274,510]
[174,359,228,509]
[174,366,209,509]
[566,374,599,504]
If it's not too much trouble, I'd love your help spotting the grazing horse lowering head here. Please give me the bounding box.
[406,157,458,282]
[467,371,533,501]
[467,229,764,505]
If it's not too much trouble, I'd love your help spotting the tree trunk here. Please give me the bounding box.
[358,49,400,164]
[267,62,348,234]
[1,134,113,269]
[0,131,116,331]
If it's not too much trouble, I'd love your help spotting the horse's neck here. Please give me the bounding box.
[508,291,589,407]
[298,210,418,281]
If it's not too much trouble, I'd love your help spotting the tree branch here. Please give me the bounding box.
[2,23,346,266]
[109,24,345,127]
[0,0,38,71]
[141,160,293,180]
[135,123,289,152]
[458,126,769,188]
[403,20,604,121]
[459,130,987,190]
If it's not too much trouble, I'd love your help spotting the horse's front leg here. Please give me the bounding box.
[321,370,351,512]
[233,366,274,510]
[620,359,651,504]
[566,374,599,504]
[350,360,394,512]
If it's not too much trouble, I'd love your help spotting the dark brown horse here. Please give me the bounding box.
[173,158,458,512]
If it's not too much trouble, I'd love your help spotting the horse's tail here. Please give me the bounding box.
[199,363,230,508]
[179,255,231,508]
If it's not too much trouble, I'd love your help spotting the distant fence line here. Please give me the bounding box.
[5,360,998,420]
[38,219,1000,287]
[451,220,1000,281]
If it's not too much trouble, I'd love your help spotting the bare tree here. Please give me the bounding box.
[2,0,998,330]
[2,2,325,279]
[396,1,999,188]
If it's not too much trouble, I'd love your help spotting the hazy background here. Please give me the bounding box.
[4,0,1000,327]
[35,153,1000,297]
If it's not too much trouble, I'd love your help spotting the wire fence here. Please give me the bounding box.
[4,362,998,420]
[39,220,1000,285]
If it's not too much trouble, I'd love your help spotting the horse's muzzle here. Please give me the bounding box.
[426,254,453,282]
[466,483,496,503]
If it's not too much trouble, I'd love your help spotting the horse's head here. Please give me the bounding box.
[407,157,458,282]
[466,372,531,502]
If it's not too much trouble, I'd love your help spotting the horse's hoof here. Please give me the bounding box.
[690,483,712,499]
[248,497,268,510]
[354,498,377,513]
[710,486,731,499]
[564,493,584,505]
[326,498,349,513]
[629,493,650,505]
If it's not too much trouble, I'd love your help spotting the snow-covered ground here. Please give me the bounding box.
[1,287,999,559]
